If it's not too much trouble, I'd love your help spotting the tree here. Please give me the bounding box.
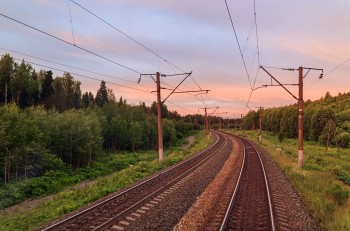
[95,80,108,107]
[11,60,32,107]
[107,88,116,103]
[0,54,14,104]
[129,121,143,152]
[40,70,54,109]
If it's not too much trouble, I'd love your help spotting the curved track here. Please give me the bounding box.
[41,132,228,231]
[220,134,275,231]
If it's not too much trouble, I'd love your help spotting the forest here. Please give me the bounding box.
[243,91,350,148]
[0,54,207,185]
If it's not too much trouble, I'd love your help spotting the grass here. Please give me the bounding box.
[226,129,350,230]
[0,131,213,231]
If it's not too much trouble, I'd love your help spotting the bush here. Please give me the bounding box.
[332,166,350,185]
[338,132,350,148]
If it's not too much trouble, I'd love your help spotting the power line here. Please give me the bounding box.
[69,0,211,108]
[70,0,206,95]
[0,48,137,85]
[225,0,252,89]
[13,58,151,94]
[306,58,350,90]
[0,14,206,114]
[0,13,141,74]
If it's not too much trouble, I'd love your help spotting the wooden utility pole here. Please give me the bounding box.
[227,118,230,129]
[298,67,304,168]
[156,72,164,162]
[259,106,262,141]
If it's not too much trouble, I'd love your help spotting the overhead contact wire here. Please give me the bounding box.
[225,0,252,89]
[0,13,141,74]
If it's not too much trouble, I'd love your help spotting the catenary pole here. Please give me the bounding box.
[240,114,243,134]
[298,67,304,167]
[259,106,262,141]
[156,72,164,162]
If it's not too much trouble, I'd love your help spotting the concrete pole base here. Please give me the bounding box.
[298,150,303,167]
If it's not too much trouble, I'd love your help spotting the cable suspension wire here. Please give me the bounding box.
[243,18,255,55]
[67,0,76,45]
[0,13,141,74]
[225,0,252,89]
[253,0,261,67]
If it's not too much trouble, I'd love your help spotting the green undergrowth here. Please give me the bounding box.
[227,129,350,230]
[0,153,155,210]
[0,131,213,231]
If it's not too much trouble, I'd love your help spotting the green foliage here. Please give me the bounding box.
[242,92,350,148]
[338,132,350,148]
[0,131,212,230]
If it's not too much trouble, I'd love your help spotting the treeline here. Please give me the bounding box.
[0,54,205,184]
[243,92,350,148]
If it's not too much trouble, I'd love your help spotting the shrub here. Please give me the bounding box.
[338,132,350,148]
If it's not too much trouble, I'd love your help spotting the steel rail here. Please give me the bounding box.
[247,139,275,231]
[94,132,228,230]
[42,132,222,231]
[219,135,246,231]
[219,134,275,231]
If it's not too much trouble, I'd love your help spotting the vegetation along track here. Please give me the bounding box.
[40,132,227,231]
[219,134,275,231]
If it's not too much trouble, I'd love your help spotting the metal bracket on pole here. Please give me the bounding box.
[260,66,298,100]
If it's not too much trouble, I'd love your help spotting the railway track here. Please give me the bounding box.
[219,134,275,231]
[41,132,228,231]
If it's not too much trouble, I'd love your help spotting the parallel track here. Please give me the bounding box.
[220,134,275,231]
[42,132,227,231]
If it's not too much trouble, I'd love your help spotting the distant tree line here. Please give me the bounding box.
[243,92,350,148]
[0,54,207,184]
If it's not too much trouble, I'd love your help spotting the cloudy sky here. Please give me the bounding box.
[1,0,350,116]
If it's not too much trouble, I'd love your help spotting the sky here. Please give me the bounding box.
[1,0,350,117]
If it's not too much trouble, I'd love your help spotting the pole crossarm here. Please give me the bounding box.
[302,67,324,79]
[198,106,218,113]
[161,72,192,104]
[260,66,298,100]
[209,107,220,116]
[139,73,156,83]
[262,84,298,87]
[172,90,210,94]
